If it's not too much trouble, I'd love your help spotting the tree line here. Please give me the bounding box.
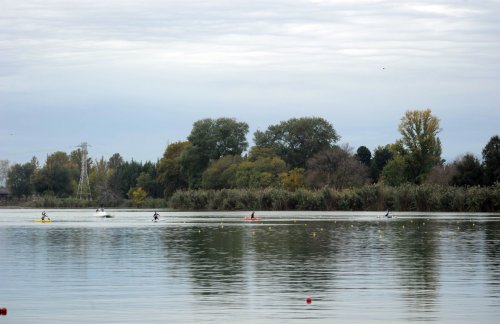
[1,110,499,210]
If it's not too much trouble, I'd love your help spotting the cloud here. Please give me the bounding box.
[0,0,499,163]
[405,3,484,17]
[2,0,498,74]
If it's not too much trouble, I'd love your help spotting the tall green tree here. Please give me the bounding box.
[157,141,190,197]
[355,146,371,167]
[188,118,249,160]
[179,144,208,189]
[183,118,249,188]
[451,154,483,186]
[108,153,124,170]
[254,117,340,168]
[89,157,120,205]
[135,161,162,198]
[33,152,79,196]
[7,160,37,198]
[370,145,393,182]
[89,157,107,194]
[395,109,442,183]
[482,135,500,185]
[108,160,143,198]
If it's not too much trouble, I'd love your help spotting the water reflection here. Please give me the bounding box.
[485,221,500,300]
[0,212,499,323]
[154,218,500,322]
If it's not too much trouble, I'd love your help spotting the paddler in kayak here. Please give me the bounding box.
[41,211,50,221]
[153,212,160,222]
[250,211,255,219]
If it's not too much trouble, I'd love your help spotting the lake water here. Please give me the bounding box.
[0,209,499,323]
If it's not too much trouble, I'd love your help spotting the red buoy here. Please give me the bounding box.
[0,308,7,316]
[306,296,312,304]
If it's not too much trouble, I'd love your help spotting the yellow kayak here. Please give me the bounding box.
[34,219,52,223]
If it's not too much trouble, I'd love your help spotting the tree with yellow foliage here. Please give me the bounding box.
[131,187,148,207]
[389,109,442,184]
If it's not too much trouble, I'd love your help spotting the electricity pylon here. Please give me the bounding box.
[76,142,92,200]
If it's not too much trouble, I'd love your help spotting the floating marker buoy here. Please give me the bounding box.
[0,308,7,316]
[306,296,312,304]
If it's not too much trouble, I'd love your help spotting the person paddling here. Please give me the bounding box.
[250,211,255,219]
[153,212,160,222]
[41,211,50,221]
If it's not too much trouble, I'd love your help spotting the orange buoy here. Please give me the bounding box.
[306,296,312,304]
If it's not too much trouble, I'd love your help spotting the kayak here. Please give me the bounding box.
[243,217,261,221]
[34,219,52,223]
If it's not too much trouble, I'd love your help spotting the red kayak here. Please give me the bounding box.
[243,217,261,221]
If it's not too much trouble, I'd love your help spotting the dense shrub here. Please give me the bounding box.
[291,188,324,210]
[392,183,416,211]
[167,184,500,212]
[465,186,495,212]
[4,184,498,212]
[355,185,381,210]
[141,198,169,209]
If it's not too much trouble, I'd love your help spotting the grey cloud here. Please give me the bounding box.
[0,0,499,163]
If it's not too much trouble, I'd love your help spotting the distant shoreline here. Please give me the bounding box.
[1,183,499,212]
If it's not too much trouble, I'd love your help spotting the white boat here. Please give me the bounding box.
[94,209,112,218]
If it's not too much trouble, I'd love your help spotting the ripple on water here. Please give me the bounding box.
[0,210,499,323]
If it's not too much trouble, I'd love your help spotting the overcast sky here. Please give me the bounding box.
[1,0,499,165]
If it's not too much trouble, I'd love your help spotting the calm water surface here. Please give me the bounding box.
[0,209,499,323]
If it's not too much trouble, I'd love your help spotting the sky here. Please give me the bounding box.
[1,0,499,166]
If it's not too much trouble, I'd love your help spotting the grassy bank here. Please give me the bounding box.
[168,183,500,212]
[2,183,498,212]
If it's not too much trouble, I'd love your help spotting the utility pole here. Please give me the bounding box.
[76,142,92,200]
